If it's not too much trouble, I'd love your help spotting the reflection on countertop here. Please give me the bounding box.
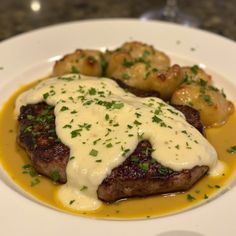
[0,0,235,41]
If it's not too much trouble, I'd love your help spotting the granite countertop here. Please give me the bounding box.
[0,0,235,42]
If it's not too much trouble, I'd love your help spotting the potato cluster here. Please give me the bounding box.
[52,41,234,127]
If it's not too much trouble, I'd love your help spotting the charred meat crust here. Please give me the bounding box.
[17,103,69,183]
[17,83,206,202]
[97,140,208,202]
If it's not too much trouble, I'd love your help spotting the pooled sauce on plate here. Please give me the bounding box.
[0,77,236,219]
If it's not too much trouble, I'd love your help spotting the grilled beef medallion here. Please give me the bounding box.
[18,96,207,203]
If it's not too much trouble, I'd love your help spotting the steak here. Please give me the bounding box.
[18,103,69,183]
[17,85,207,202]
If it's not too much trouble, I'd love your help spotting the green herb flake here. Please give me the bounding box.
[60,106,69,112]
[89,149,98,157]
[69,200,75,205]
[106,143,113,148]
[175,144,180,149]
[135,112,141,118]
[31,178,40,187]
[51,171,60,182]
[226,145,236,154]
[71,129,81,138]
[158,166,169,175]
[93,138,101,145]
[204,194,209,199]
[130,155,139,163]
[43,92,49,100]
[63,124,72,129]
[105,114,109,121]
[122,59,134,68]
[113,102,124,109]
[139,162,149,171]
[190,65,199,75]
[88,87,96,95]
[122,73,130,80]
[134,120,142,126]
[26,115,34,120]
[71,66,80,74]
[152,115,162,123]
[186,194,196,202]
[80,185,88,191]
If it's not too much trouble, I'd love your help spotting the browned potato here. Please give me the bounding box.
[105,41,183,100]
[53,49,104,77]
[182,66,212,85]
[171,83,234,127]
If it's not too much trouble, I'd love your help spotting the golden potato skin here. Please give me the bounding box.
[182,66,212,85]
[171,83,234,127]
[53,49,104,77]
[105,41,182,100]
[51,42,234,127]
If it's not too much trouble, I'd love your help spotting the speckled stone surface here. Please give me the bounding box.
[0,0,235,42]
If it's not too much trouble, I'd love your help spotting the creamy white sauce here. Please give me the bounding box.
[16,74,218,211]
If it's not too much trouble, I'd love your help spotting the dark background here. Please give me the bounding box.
[0,0,236,41]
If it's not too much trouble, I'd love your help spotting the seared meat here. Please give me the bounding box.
[18,103,69,183]
[17,84,207,202]
[98,140,208,202]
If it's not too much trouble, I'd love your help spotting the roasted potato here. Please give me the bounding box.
[171,82,234,126]
[53,49,105,77]
[105,41,183,100]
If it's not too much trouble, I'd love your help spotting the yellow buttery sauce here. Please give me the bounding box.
[0,78,236,219]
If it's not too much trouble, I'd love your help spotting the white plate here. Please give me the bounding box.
[0,19,236,236]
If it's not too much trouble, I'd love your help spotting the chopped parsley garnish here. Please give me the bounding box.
[158,166,169,175]
[122,58,134,68]
[122,73,130,80]
[51,171,61,182]
[71,129,81,138]
[226,146,236,154]
[89,149,98,157]
[186,194,196,202]
[63,124,72,129]
[31,178,40,187]
[113,102,124,109]
[22,164,38,177]
[134,120,142,126]
[106,143,113,148]
[130,155,139,163]
[60,106,69,112]
[139,162,149,171]
[93,138,101,145]
[135,112,141,118]
[43,92,49,100]
[105,114,109,121]
[80,185,88,191]
[88,87,96,95]
[71,66,80,74]
[190,65,199,75]
[152,115,162,123]
[69,200,75,205]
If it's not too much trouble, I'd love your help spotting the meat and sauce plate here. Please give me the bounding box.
[0,19,236,236]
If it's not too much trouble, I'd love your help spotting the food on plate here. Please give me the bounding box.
[1,40,235,218]
[53,49,104,77]
[171,68,234,126]
[17,80,208,204]
[16,74,218,211]
[51,42,234,126]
